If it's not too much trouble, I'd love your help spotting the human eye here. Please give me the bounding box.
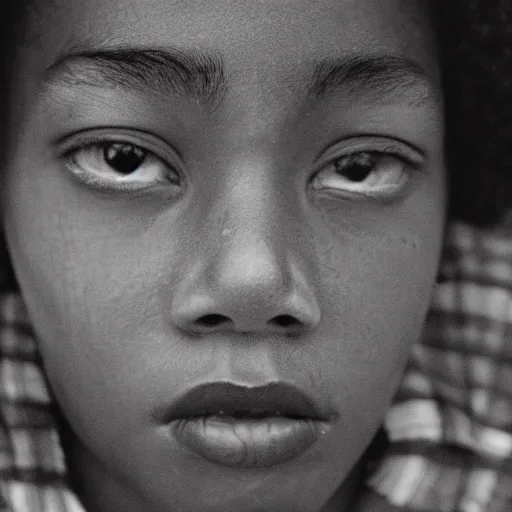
[60,131,182,193]
[311,138,425,201]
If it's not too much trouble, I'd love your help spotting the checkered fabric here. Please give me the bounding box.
[366,221,512,512]
[0,220,510,511]
[0,294,85,512]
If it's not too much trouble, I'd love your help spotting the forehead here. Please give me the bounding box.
[25,0,436,77]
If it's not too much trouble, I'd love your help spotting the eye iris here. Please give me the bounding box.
[335,152,376,182]
[103,143,147,175]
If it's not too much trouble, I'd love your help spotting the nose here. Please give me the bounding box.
[170,188,321,336]
[171,238,321,335]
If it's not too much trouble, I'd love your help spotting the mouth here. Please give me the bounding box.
[163,382,332,468]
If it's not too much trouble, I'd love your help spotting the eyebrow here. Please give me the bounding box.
[308,54,436,106]
[44,47,227,108]
[44,48,435,110]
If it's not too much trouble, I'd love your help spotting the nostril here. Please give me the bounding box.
[195,314,231,328]
[269,315,303,329]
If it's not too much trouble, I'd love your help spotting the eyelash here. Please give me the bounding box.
[311,140,424,201]
[58,132,424,203]
[60,132,182,194]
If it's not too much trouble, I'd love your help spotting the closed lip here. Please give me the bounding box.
[161,381,331,422]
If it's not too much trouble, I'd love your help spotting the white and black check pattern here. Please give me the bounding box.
[368,221,512,512]
[0,220,511,511]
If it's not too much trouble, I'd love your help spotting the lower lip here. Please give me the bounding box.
[171,415,328,468]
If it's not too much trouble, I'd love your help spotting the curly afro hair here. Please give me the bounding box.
[433,1,512,227]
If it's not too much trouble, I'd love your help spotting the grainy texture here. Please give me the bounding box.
[367,221,512,511]
[0,221,511,511]
[434,1,512,226]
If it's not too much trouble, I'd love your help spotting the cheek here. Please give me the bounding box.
[0,158,173,431]
[321,241,432,377]
[309,210,443,427]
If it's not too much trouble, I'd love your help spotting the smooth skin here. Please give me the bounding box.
[2,0,446,510]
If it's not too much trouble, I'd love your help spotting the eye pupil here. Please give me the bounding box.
[335,153,375,182]
[103,143,147,174]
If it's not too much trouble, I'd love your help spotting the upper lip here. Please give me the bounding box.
[162,382,329,422]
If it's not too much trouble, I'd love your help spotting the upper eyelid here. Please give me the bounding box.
[333,149,420,168]
[315,135,427,163]
[64,140,155,158]
[330,153,413,178]
[58,131,427,178]
[65,141,166,172]
[56,129,183,170]
[316,143,426,175]
[54,127,183,158]
[62,141,168,172]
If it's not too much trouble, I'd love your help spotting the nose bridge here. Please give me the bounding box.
[170,158,321,334]
[211,220,288,303]
[205,160,294,306]
[216,162,287,268]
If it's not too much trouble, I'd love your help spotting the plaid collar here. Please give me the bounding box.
[0,221,511,511]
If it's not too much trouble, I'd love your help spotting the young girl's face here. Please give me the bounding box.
[2,0,445,510]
